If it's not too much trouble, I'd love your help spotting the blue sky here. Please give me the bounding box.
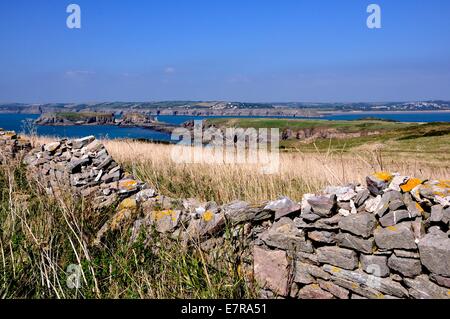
[1,0,449,103]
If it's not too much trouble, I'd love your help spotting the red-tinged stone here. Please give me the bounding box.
[298,284,334,299]
[253,246,290,296]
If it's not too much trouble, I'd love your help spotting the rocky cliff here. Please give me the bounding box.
[1,129,449,299]
[35,112,115,126]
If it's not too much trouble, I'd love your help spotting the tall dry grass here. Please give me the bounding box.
[33,136,449,204]
[0,160,253,298]
[103,139,449,204]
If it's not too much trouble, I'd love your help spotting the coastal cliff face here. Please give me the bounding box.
[119,113,155,125]
[2,129,449,299]
[35,112,115,125]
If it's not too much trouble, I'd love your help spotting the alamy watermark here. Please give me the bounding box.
[367,4,382,29]
[66,4,81,29]
[170,121,280,174]
[66,4,382,30]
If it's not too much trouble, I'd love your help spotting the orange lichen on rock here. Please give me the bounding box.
[400,178,423,192]
[119,179,138,190]
[373,172,393,182]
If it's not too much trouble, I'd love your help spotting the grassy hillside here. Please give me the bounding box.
[205,117,416,132]
[205,118,450,163]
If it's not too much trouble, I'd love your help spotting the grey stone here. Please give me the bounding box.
[293,262,315,284]
[388,198,405,211]
[135,189,157,202]
[366,174,390,196]
[364,195,381,213]
[443,207,450,224]
[374,223,417,250]
[429,274,450,288]
[96,155,113,170]
[403,192,424,217]
[379,210,414,227]
[317,279,349,299]
[86,139,104,153]
[336,232,375,254]
[261,218,314,253]
[374,191,402,217]
[316,246,358,270]
[307,230,336,244]
[295,251,320,266]
[323,264,409,298]
[294,215,342,231]
[373,192,391,217]
[222,200,271,224]
[264,197,300,220]
[101,169,121,183]
[301,213,321,222]
[418,233,450,277]
[72,136,95,149]
[387,255,422,278]
[200,211,226,236]
[360,254,390,277]
[354,189,370,207]
[307,194,336,217]
[393,250,420,259]
[430,205,444,223]
[338,212,377,238]
[68,157,90,173]
[154,210,182,233]
[44,142,61,153]
[404,275,449,299]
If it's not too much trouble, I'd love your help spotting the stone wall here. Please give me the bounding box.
[0,129,31,163]
[1,129,449,299]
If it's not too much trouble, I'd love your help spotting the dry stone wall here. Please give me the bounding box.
[1,129,450,299]
[0,129,31,163]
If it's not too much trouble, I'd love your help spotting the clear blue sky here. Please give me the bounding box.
[1,0,449,103]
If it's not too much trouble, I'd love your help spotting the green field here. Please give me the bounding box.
[205,118,450,164]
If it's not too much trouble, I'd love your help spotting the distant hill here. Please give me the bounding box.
[0,100,449,115]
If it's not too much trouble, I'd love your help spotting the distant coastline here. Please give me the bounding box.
[321,110,450,115]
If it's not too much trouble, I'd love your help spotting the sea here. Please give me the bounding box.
[0,112,449,142]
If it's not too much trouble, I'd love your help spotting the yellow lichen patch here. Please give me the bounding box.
[119,179,138,190]
[374,293,385,299]
[447,290,450,297]
[118,197,137,211]
[351,283,359,289]
[152,209,177,221]
[331,266,341,273]
[311,284,320,289]
[400,178,422,192]
[203,210,214,222]
[387,226,398,232]
[373,172,393,182]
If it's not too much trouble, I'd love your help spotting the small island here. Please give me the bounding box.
[34,112,179,134]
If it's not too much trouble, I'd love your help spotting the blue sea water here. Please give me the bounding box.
[1,112,449,142]
[0,114,172,141]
